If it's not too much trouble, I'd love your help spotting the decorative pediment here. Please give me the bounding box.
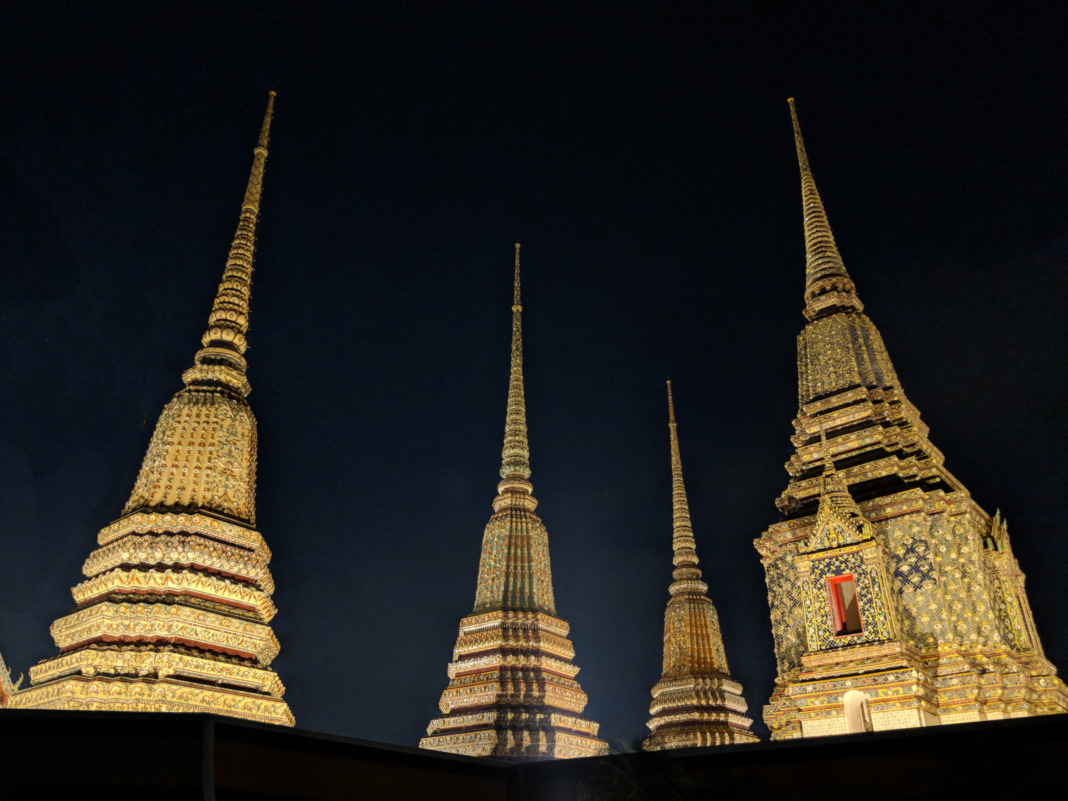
[800,465,873,554]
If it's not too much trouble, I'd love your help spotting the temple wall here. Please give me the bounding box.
[928,510,999,648]
[762,547,805,674]
[871,708,927,731]
[941,709,983,725]
[800,716,846,737]
[880,515,950,650]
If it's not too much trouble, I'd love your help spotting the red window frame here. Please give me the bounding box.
[827,574,864,637]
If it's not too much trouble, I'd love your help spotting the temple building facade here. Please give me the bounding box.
[420,244,607,761]
[754,99,1068,738]
[643,383,758,750]
[3,94,294,726]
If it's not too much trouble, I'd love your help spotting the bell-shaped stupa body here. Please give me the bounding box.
[643,383,758,750]
[420,245,607,761]
[6,94,293,726]
[754,100,1068,739]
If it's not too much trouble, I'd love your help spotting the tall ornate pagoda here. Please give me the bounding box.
[420,244,607,761]
[5,94,294,726]
[754,99,1068,738]
[643,382,758,750]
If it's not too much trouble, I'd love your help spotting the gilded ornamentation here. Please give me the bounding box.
[71,568,277,620]
[755,99,1068,739]
[6,675,293,726]
[643,383,758,750]
[9,93,293,727]
[27,645,285,696]
[124,394,258,523]
[421,245,606,761]
[85,532,274,592]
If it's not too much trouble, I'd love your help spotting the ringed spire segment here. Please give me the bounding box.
[184,91,276,396]
[788,98,864,320]
[499,241,531,483]
[666,382,704,593]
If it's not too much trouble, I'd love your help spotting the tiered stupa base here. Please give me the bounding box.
[644,674,759,750]
[7,674,293,726]
[8,510,293,727]
[423,709,606,761]
[764,641,1068,739]
[421,610,607,760]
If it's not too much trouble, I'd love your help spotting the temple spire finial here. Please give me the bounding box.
[788,98,864,320]
[257,91,276,150]
[184,91,276,396]
[513,241,521,307]
[666,382,703,588]
[499,243,532,484]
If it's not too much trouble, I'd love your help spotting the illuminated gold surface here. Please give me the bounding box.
[71,568,277,621]
[49,601,280,662]
[421,246,606,761]
[7,675,294,726]
[643,384,758,750]
[84,532,274,592]
[28,646,285,696]
[755,100,1068,739]
[9,93,293,725]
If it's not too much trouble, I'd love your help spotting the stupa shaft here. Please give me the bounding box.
[5,94,293,726]
[420,244,606,761]
[643,383,757,750]
[755,99,1068,739]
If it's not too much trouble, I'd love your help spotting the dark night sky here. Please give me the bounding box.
[1,2,1065,746]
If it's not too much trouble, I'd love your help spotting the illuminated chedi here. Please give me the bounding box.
[754,99,1068,738]
[5,94,294,726]
[643,383,758,750]
[420,244,607,760]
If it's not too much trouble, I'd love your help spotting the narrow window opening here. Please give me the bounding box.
[828,575,863,636]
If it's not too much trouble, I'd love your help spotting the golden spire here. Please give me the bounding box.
[5,93,294,727]
[183,91,276,397]
[644,383,758,749]
[788,98,864,320]
[666,381,704,592]
[499,241,531,481]
[423,244,605,760]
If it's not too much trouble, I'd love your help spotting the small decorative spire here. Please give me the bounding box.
[801,427,871,553]
[666,382,705,593]
[819,426,836,473]
[645,383,757,749]
[183,92,276,396]
[499,242,531,481]
[818,427,852,501]
[788,98,864,320]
